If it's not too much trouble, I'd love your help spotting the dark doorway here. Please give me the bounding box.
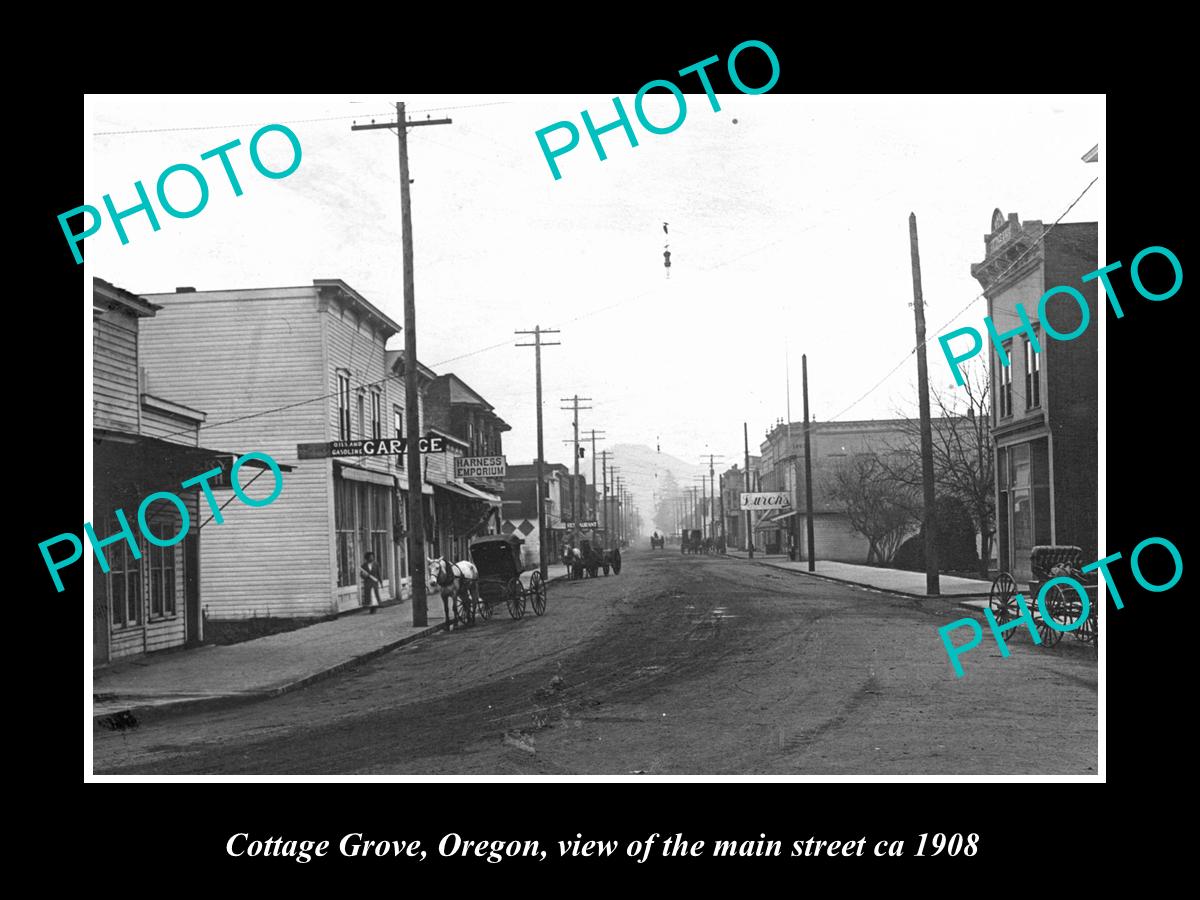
[184,533,201,646]
[94,560,109,665]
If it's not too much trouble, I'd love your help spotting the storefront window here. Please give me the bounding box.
[335,477,357,587]
[372,486,390,579]
[108,520,142,628]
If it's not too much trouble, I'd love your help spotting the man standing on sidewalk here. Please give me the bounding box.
[361,552,382,614]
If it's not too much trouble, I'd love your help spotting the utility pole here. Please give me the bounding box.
[516,327,560,580]
[802,354,816,572]
[560,395,593,548]
[352,102,451,628]
[744,422,754,558]
[563,428,605,534]
[598,450,612,538]
[909,213,940,595]
[786,345,799,562]
[701,454,725,544]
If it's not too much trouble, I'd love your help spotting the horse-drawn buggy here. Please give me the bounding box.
[428,534,546,629]
[989,545,1097,648]
[650,532,665,550]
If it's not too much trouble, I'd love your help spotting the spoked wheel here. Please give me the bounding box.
[1036,586,1065,647]
[453,589,473,628]
[612,548,622,575]
[477,584,493,621]
[530,571,547,616]
[1047,584,1084,637]
[507,581,526,619]
[989,572,1018,624]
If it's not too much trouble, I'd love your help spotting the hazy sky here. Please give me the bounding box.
[85,93,1102,474]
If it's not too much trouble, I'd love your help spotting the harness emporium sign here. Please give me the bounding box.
[454,456,506,479]
[740,492,792,510]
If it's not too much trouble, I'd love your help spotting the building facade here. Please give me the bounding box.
[756,418,965,563]
[971,210,1098,581]
[139,280,403,619]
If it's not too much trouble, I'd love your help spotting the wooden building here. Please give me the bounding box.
[93,278,277,663]
[138,280,405,619]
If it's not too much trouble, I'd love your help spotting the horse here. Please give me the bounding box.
[427,556,479,629]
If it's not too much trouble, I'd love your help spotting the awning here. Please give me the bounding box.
[335,461,394,487]
[457,481,503,506]
[773,510,799,521]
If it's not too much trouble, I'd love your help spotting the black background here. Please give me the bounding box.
[34,16,1183,887]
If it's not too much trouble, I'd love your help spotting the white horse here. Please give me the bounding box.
[427,556,479,629]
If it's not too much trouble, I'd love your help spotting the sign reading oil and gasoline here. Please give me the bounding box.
[454,456,507,479]
[740,492,792,511]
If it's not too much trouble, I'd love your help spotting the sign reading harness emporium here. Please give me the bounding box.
[454,456,507,479]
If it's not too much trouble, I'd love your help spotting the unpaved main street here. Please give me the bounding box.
[94,551,1097,775]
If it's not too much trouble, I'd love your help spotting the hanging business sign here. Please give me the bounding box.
[740,491,792,510]
[297,435,446,459]
[454,456,507,479]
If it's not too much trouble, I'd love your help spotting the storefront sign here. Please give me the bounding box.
[298,435,445,459]
[739,492,792,510]
[454,455,506,479]
[562,520,599,528]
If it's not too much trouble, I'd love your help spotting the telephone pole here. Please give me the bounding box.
[744,422,754,558]
[516,327,560,580]
[562,427,605,533]
[560,395,592,547]
[909,213,940,595]
[598,450,612,538]
[701,454,725,543]
[352,102,451,628]
[802,354,816,572]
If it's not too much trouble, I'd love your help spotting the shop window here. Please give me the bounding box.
[335,476,357,586]
[148,542,177,618]
[371,485,391,580]
[107,520,142,628]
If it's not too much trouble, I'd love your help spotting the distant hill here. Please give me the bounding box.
[605,443,705,536]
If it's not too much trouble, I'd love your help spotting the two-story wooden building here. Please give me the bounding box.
[970,210,1098,582]
[138,280,405,619]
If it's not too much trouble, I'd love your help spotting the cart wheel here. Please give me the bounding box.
[477,585,493,621]
[530,571,547,616]
[453,590,472,628]
[507,582,526,619]
[1035,590,1064,647]
[989,572,1018,624]
[612,548,622,575]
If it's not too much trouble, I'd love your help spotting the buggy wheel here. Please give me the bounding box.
[612,548,622,575]
[989,572,1018,624]
[1078,608,1096,645]
[530,571,546,616]
[1035,590,1064,647]
[453,590,472,628]
[477,585,493,621]
[507,582,526,619]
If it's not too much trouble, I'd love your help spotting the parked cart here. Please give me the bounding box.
[989,545,1097,647]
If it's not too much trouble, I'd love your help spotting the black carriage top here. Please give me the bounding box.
[469,533,525,577]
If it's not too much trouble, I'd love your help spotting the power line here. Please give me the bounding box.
[821,176,1099,425]
[92,101,512,137]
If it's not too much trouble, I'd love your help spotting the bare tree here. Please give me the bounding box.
[827,454,919,565]
[878,361,995,578]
